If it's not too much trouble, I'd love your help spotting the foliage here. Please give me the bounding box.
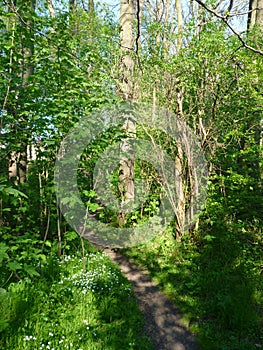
[0,1,263,349]
[0,0,118,244]
[124,222,262,350]
[123,20,263,348]
[0,241,152,350]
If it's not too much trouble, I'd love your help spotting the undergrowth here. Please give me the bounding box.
[0,239,152,350]
[124,226,263,350]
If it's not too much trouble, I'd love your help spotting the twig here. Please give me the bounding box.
[194,0,263,56]
[1,272,14,288]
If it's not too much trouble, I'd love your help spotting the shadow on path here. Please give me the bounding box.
[105,249,199,350]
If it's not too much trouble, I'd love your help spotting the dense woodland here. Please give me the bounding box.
[0,0,263,349]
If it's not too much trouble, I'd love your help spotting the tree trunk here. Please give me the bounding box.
[175,0,183,51]
[47,0,55,18]
[174,143,186,239]
[69,0,77,12]
[247,0,263,183]
[7,0,36,184]
[88,0,95,13]
[119,0,135,101]
[118,0,136,225]
[248,0,263,30]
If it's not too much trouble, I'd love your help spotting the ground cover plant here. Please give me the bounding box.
[124,223,263,350]
[0,237,152,350]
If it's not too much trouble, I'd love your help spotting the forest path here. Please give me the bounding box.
[104,248,199,350]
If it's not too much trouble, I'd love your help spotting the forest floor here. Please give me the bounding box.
[104,248,199,350]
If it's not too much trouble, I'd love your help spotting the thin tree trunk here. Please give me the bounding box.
[88,0,94,13]
[69,0,77,12]
[174,87,186,239]
[7,0,36,185]
[47,0,55,18]
[38,167,43,232]
[57,206,62,256]
[174,144,186,239]
[175,0,183,51]
[247,0,263,183]
[1,5,15,132]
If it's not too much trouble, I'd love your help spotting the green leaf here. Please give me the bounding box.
[23,264,40,277]
[44,241,52,247]
[203,235,216,242]
[0,319,9,332]
[87,202,99,212]
[0,243,9,264]
[0,288,7,295]
[0,183,28,199]
[7,261,22,271]
[83,189,97,198]
[37,254,47,263]
[64,231,78,241]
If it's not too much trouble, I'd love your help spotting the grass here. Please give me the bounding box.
[0,242,152,350]
[123,227,263,350]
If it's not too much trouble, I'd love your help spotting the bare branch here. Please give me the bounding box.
[227,8,263,17]
[194,0,263,56]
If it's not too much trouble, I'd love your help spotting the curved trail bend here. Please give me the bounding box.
[104,249,199,350]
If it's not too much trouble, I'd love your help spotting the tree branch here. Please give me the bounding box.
[194,0,263,56]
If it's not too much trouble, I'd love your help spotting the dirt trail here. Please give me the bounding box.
[104,249,199,350]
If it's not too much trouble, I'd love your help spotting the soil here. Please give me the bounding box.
[104,248,199,350]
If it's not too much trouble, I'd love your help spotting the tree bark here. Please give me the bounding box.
[247,0,263,183]
[47,0,55,18]
[119,0,135,101]
[69,0,77,12]
[175,0,183,51]
[118,0,136,225]
[7,0,36,184]
[248,0,263,30]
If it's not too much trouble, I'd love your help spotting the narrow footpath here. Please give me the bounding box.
[104,249,199,350]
